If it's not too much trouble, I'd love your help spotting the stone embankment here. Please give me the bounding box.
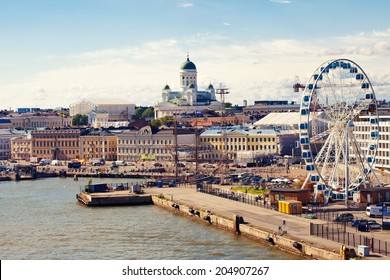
[151,195,340,260]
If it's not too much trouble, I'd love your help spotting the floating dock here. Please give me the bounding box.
[76,182,153,206]
[76,191,153,206]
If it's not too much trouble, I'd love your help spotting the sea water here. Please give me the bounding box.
[0,177,301,260]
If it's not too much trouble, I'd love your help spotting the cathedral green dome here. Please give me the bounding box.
[181,56,196,71]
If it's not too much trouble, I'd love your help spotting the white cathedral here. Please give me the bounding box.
[154,55,223,118]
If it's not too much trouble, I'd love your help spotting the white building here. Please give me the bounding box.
[0,129,28,160]
[354,113,390,171]
[116,126,196,162]
[69,98,135,122]
[199,126,279,163]
[154,55,223,118]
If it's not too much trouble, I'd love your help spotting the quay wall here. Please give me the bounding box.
[151,196,340,260]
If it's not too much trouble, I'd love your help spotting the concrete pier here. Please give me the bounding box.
[147,187,390,260]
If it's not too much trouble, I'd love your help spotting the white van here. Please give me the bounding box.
[39,158,52,165]
[366,206,383,217]
[114,161,127,166]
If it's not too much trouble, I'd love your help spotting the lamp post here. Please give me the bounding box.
[382,203,385,230]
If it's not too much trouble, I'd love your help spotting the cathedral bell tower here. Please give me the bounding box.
[179,53,197,91]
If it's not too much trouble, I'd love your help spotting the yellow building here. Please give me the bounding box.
[199,126,279,162]
[80,130,117,161]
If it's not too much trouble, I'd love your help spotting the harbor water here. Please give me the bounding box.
[0,177,302,260]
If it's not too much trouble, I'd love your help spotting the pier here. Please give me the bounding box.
[146,186,390,260]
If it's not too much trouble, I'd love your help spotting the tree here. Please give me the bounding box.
[224,102,232,108]
[133,107,145,120]
[160,116,174,126]
[141,107,154,119]
[150,119,161,133]
[72,114,88,126]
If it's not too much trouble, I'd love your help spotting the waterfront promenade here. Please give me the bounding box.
[146,186,390,260]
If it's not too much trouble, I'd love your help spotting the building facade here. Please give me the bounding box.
[199,126,279,162]
[243,100,300,116]
[1,129,28,160]
[354,113,390,171]
[10,136,32,160]
[30,129,81,160]
[10,115,68,129]
[116,126,196,162]
[69,98,135,122]
[80,130,117,161]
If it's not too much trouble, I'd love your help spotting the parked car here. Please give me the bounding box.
[351,219,368,227]
[333,213,354,222]
[367,220,382,230]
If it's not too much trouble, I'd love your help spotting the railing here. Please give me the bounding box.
[197,187,274,210]
[310,223,389,256]
[198,185,390,256]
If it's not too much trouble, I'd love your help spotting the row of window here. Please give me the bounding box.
[32,134,79,139]
[33,149,79,156]
[84,141,109,145]
[200,144,276,151]
[119,139,172,145]
[200,137,275,143]
[35,141,79,147]
[355,126,384,132]
[118,148,171,154]
[201,153,237,160]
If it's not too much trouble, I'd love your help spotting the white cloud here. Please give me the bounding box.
[223,22,230,26]
[271,0,291,4]
[178,2,194,8]
[3,29,390,110]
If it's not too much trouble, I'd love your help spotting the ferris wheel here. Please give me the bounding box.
[299,58,380,204]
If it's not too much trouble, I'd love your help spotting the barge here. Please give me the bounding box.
[76,182,153,206]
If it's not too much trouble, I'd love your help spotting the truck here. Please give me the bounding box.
[366,205,383,218]
[39,158,52,165]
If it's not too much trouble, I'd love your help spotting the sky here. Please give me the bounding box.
[2,0,390,110]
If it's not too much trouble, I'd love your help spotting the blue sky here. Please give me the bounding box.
[2,0,390,109]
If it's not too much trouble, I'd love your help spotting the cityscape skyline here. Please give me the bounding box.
[2,0,390,110]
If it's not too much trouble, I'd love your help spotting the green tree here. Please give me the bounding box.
[72,114,88,126]
[141,107,154,119]
[160,116,174,126]
[133,107,145,119]
[224,102,232,108]
[150,119,161,133]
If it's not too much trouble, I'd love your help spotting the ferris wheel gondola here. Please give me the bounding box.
[299,59,380,204]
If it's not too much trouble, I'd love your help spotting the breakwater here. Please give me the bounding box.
[151,195,340,260]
